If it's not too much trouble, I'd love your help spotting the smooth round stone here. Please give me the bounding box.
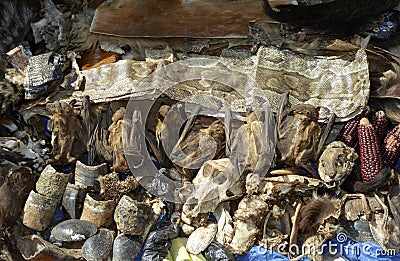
[82,228,113,261]
[112,233,142,261]
[51,219,97,242]
[186,223,218,255]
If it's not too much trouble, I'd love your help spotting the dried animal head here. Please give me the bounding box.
[229,108,276,176]
[108,107,130,173]
[183,158,244,218]
[277,92,335,177]
[318,141,358,186]
[169,117,226,179]
[278,102,321,159]
[47,101,86,164]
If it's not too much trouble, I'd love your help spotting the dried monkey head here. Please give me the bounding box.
[47,101,86,164]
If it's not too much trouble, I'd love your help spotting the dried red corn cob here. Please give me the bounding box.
[336,114,363,147]
[383,124,400,168]
[358,118,384,182]
[371,110,389,143]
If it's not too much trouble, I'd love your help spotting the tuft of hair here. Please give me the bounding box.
[298,196,337,234]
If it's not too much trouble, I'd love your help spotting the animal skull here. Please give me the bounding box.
[182,158,244,218]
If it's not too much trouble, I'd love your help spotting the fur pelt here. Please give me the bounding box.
[264,0,399,33]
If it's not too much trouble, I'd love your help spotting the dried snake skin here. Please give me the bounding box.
[254,46,369,120]
[67,46,369,121]
[25,53,64,99]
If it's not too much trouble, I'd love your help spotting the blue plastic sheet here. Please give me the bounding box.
[42,116,51,138]
[53,202,66,223]
[235,239,400,261]
[394,157,400,172]
[235,246,311,261]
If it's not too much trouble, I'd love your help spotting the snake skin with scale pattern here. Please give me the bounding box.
[65,46,369,122]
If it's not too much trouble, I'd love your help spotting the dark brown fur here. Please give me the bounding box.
[0,0,40,76]
[263,0,398,33]
[299,197,337,234]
